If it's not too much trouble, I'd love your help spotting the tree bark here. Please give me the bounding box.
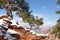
[5,1,13,19]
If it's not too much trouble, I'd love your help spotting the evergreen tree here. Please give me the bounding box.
[16,0,43,28]
[52,0,60,38]
[16,11,43,28]
[0,0,29,19]
[0,0,43,28]
[52,19,60,38]
[57,0,60,4]
[56,0,60,14]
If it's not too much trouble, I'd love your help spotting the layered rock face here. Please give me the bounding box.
[0,15,48,40]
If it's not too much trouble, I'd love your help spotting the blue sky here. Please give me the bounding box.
[0,0,60,28]
[26,0,60,23]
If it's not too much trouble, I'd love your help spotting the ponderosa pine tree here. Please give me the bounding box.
[0,0,43,28]
[0,0,29,19]
[16,0,43,28]
[16,10,43,28]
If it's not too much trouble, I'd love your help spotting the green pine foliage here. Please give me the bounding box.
[0,0,43,27]
[52,0,60,38]
[56,10,60,14]
[52,20,60,37]
[57,0,60,14]
[57,0,60,4]
[16,11,43,27]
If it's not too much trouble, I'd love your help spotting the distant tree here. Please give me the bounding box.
[57,0,60,4]
[52,19,60,38]
[52,0,60,38]
[57,18,60,22]
[56,10,60,14]
[56,0,60,14]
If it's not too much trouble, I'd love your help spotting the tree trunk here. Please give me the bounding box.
[5,2,13,19]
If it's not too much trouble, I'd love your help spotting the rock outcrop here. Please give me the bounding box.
[0,15,48,40]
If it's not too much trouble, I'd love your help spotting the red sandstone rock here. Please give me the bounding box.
[0,15,48,40]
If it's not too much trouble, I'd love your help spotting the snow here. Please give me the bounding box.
[0,28,6,36]
[36,33,48,36]
[0,14,6,17]
[45,34,49,36]
[4,33,12,39]
[0,15,2,17]
[0,15,49,39]
[30,30,36,34]
[25,28,30,30]
[16,25,21,27]
[5,33,16,40]
[17,22,24,27]
[19,17,23,22]
[5,32,14,39]
[0,30,3,36]
[7,29,19,34]
[3,18,10,21]
[8,16,12,20]
[18,22,31,29]
[0,19,3,25]
[2,25,8,29]
[11,20,17,25]
[5,33,11,37]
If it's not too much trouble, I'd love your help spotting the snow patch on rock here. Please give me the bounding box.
[11,20,17,25]
[7,29,19,34]
[0,19,3,25]
[36,33,48,36]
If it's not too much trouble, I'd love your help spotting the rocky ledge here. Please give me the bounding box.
[0,15,48,40]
